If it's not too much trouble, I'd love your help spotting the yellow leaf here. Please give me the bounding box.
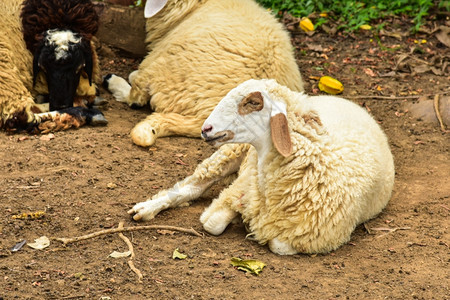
[318,76,344,95]
[230,257,266,275]
[360,24,372,30]
[172,248,187,260]
[299,18,314,32]
[319,12,328,17]
[12,211,45,220]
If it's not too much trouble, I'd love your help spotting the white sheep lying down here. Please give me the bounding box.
[105,0,303,147]
[129,79,395,255]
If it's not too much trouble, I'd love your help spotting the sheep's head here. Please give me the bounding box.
[33,29,93,111]
[201,79,293,157]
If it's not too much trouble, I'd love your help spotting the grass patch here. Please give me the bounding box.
[256,0,449,32]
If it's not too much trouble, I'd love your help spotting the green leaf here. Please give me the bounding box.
[230,257,266,275]
[172,248,187,260]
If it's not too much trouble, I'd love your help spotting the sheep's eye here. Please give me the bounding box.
[244,100,260,107]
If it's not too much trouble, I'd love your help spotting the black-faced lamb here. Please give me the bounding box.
[104,0,303,146]
[128,79,395,255]
[21,0,101,110]
[0,0,106,133]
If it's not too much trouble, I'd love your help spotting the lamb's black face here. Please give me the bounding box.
[33,29,93,111]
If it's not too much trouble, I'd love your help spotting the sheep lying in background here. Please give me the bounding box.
[21,0,101,110]
[104,0,303,147]
[0,0,106,133]
[128,79,395,255]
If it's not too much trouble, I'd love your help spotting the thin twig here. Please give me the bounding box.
[54,224,203,245]
[346,90,450,100]
[370,226,411,239]
[433,94,447,132]
[118,222,143,283]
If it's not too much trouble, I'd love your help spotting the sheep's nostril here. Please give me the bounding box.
[202,124,212,133]
[201,124,213,139]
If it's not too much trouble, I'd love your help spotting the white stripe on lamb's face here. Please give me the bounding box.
[45,29,82,61]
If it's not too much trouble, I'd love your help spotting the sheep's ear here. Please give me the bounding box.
[270,102,292,157]
[32,43,44,86]
[144,0,168,18]
[82,41,94,85]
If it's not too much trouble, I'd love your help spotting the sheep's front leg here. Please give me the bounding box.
[131,113,204,147]
[200,149,257,235]
[128,144,250,221]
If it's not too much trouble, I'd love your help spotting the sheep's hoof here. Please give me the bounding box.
[200,209,236,236]
[268,238,298,255]
[128,200,162,221]
[93,96,108,107]
[90,113,108,126]
[131,122,157,147]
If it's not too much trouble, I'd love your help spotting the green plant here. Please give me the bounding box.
[256,0,448,32]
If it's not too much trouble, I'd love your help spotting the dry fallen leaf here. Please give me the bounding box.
[40,133,55,141]
[107,182,117,189]
[435,26,450,48]
[230,257,266,275]
[18,136,29,141]
[109,250,132,258]
[12,211,45,220]
[364,68,377,77]
[172,248,187,260]
[27,236,50,250]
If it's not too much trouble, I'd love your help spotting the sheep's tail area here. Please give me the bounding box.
[3,106,107,134]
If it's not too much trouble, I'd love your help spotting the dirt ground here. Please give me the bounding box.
[1,12,449,300]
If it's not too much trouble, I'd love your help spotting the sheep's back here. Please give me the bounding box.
[299,96,395,223]
[141,0,303,119]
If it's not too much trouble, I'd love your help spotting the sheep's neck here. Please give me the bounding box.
[251,134,273,190]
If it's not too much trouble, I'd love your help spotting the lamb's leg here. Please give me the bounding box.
[131,113,203,147]
[200,150,257,235]
[128,144,250,221]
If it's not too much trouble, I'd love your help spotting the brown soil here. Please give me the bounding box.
[1,14,449,300]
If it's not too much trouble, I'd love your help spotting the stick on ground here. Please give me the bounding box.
[118,222,143,283]
[54,224,203,245]
[433,94,447,132]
